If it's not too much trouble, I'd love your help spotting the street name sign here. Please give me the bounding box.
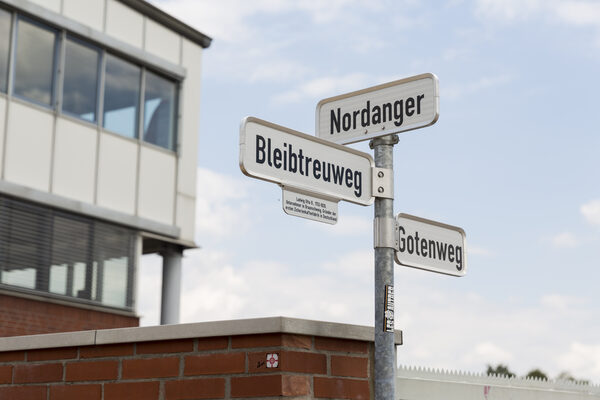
[316,73,439,144]
[282,188,338,225]
[394,213,466,277]
[240,117,375,206]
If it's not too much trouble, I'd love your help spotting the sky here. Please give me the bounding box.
[142,0,600,383]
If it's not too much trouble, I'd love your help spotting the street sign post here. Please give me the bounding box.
[316,73,439,144]
[395,213,467,277]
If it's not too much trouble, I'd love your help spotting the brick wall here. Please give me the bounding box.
[0,294,139,337]
[0,317,402,399]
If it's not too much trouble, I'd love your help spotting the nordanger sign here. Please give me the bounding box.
[394,213,466,277]
[316,73,439,144]
[239,117,374,206]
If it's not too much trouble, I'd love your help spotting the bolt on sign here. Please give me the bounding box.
[316,73,439,144]
[394,213,467,277]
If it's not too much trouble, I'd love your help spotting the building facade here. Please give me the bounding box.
[0,0,210,336]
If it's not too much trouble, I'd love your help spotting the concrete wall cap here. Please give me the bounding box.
[0,316,403,352]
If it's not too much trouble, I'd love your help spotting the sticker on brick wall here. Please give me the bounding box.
[384,285,394,332]
[266,353,279,368]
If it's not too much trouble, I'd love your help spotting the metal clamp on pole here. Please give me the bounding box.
[374,217,399,249]
[372,167,394,199]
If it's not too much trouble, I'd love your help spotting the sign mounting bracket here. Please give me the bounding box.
[372,167,394,199]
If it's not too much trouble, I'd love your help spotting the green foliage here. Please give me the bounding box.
[525,369,548,380]
[486,364,516,378]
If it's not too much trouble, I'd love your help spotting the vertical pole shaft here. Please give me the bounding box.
[161,245,182,325]
[371,134,398,400]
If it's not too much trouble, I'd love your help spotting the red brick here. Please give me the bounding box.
[0,350,25,362]
[137,339,194,354]
[14,363,63,383]
[314,337,368,354]
[185,352,245,376]
[197,337,228,351]
[314,377,370,399]
[65,360,119,381]
[80,343,134,359]
[248,351,326,374]
[165,378,225,399]
[50,384,102,400]
[331,355,368,378]
[27,347,78,361]
[122,357,179,379]
[0,365,12,384]
[282,334,312,349]
[231,333,282,348]
[0,386,46,400]
[231,374,309,397]
[231,374,280,397]
[104,381,159,400]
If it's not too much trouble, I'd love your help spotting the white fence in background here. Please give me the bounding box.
[397,366,600,400]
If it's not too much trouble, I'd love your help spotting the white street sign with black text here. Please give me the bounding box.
[240,117,374,206]
[394,213,466,277]
[316,73,439,144]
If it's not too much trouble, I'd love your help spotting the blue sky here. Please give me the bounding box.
[143,0,600,382]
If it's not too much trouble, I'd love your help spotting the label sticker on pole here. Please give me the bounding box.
[384,285,394,333]
[239,117,375,206]
[316,73,439,144]
[394,213,466,277]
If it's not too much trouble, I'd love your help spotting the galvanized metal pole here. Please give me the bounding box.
[371,134,398,400]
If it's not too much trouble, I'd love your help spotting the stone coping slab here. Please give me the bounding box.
[0,316,402,352]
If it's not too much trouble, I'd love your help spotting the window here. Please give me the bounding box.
[62,38,99,122]
[103,54,141,138]
[13,18,57,105]
[4,11,179,151]
[0,9,10,93]
[144,71,177,150]
[0,195,136,310]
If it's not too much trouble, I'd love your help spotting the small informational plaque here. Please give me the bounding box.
[384,285,394,332]
[282,188,338,225]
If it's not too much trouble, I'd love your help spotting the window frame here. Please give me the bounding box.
[60,34,102,124]
[11,15,60,109]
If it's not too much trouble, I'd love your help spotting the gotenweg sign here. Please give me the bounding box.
[316,73,439,144]
[394,213,466,277]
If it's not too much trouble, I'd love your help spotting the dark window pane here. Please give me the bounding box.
[143,71,176,150]
[63,38,99,122]
[0,9,10,93]
[13,18,56,105]
[103,54,140,138]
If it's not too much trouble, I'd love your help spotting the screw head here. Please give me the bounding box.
[378,187,384,193]
[378,171,384,178]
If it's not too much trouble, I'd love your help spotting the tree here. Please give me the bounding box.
[525,369,548,380]
[486,364,516,378]
[557,371,590,385]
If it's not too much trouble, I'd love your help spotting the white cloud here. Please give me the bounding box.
[464,342,514,365]
[557,342,600,380]
[444,74,513,100]
[541,294,585,312]
[313,214,372,237]
[272,73,373,104]
[581,199,600,226]
[474,0,544,22]
[194,168,253,238]
[550,232,580,248]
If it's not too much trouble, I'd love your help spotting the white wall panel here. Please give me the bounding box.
[4,102,53,191]
[63,0,104,32]
[0,97,6,178]
[144,19,181,66]
[175,194,195,242]
[105,0,143,49]
[52,117,97,203]
[137,146,176,225]
[28,0,61,13]
[177,38,203,198]
[96,132,137,215]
